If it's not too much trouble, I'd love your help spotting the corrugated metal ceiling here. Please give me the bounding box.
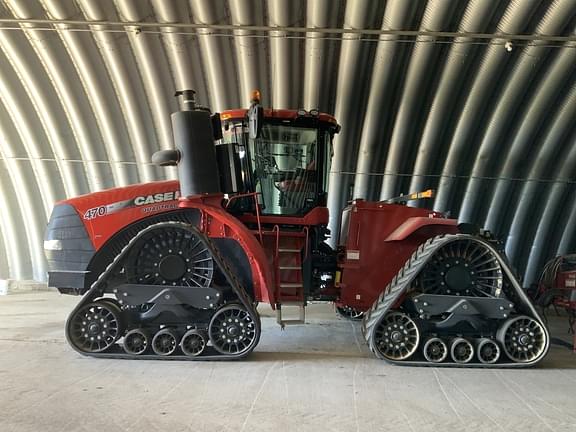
[0,0,575,286]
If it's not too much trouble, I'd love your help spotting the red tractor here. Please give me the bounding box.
[44,90,549,366]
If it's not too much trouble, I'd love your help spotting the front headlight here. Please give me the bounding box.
[44,239,63,251]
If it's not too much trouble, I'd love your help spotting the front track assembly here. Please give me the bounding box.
[65,221,260,360]
[362,234,550,367]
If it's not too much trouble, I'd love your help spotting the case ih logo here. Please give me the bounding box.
[83,190,180,220]
[134,191,180,206]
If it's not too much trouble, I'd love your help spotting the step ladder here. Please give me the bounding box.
[276,301,305,329]
[275,242,305,327]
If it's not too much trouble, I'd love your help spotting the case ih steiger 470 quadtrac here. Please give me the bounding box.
[45,90,549,367]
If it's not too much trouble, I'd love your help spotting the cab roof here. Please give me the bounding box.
[220,109,338,127]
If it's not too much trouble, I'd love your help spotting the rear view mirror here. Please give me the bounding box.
[248,104,263,139]
[151,149,180,166]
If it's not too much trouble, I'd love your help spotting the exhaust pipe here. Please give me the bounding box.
[153,90,222,198]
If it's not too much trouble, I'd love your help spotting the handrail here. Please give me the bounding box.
[253,195,263,243]
[225,192,263,243]
[302,226,309,260]
[272,225,280,296]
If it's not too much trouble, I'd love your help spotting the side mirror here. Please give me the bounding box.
[247,104,263,139]
[152,149,180,166]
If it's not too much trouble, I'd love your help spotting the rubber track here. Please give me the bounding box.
[65,221,261,360]
[361,234,550,368]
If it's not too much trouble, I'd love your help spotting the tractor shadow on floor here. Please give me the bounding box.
[249,350,373,363]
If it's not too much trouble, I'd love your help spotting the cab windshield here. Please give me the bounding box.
[251,124,319,215]
[220,119,332,216]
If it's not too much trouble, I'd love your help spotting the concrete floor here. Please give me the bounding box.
[1,292,575,432]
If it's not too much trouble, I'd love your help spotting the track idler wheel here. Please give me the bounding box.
[372,312,420,361]
[477,339,500,364]
[497,316,548,363]
[450,338,474,363]
[67,299,124,353]
[423,337,448,363]
[180,329,207,357]
[123,329,149,355]
[209,304,259,356]
[152,328,179,356]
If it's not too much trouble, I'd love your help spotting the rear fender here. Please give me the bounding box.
[385,217,459,242]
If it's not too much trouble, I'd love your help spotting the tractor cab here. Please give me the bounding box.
[217,100,339,217]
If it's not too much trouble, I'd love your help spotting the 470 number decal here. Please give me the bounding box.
[83,206,107,220]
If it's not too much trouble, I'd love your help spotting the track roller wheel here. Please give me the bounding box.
[152,328,179,356]
[180,329,207,357]
[497,316,547,363]
[372,312,420,361]
[67,299,124,353]
[450,338,474,363]
[209,304,259,356]
[336,305,364,321]
[123,329,149,355]
[477,339,500,364]
[423,337,448,363]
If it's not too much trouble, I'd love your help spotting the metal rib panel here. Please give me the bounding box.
[189,0,240,111]
[153,0,210,103]
[379,0,460,201]
[43,0,137,187]
[78,0,157,183]
[506,83,576,270]
[458,0,573,226]
[116,0,177,153]
[268,0,304,109]
[0,159,26,279]
[434,0,544,215]
[8,0,111,192]
[522,84,576,283]
[303,0,342,111]
[489,42,576,259]
[0,18,86,198]
[0,49,59,216]
[557,166,576,256]
[0,221,8,279]
[229,0,270,107]
[407,0,504,205]
[353,0,419,201]
[327,0,384,244]
[0,104,46,280]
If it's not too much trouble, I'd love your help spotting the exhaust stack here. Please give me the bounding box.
[153,90,221,198]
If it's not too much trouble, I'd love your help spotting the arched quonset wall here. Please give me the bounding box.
[0,0,575,286]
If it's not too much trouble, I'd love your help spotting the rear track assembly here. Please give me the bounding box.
[362,234,550,367]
